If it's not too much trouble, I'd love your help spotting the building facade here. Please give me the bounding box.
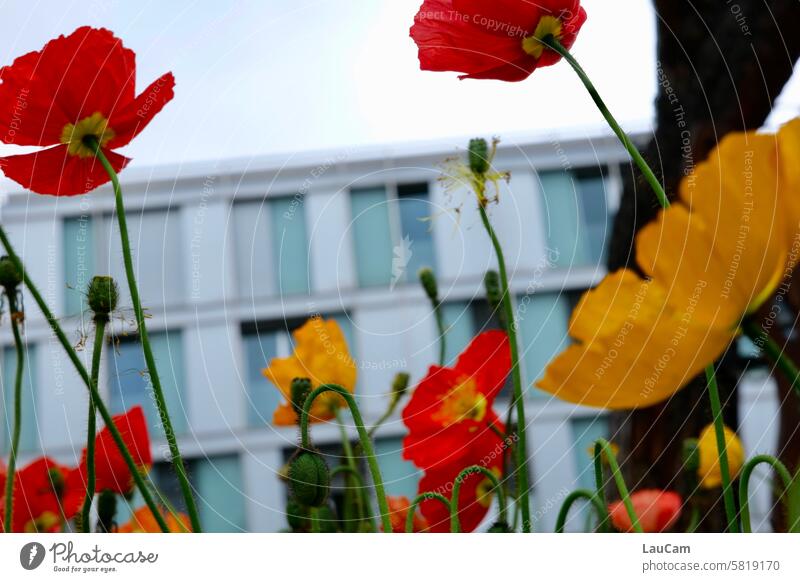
[0,132,780,532]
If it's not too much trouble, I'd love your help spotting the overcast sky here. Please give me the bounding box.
[0,0,797,172]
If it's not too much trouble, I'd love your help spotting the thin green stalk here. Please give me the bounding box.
[593,438,642,533]
[330,465,372,525]
[477,205,531,532]
[434,302,446,365]
[742,320,800,400]
[543,36,668,208]
[554,489,608,533]
[0,226,170,532]
[544,37,741,534]
[300,384,392,532]
[335,409,368,530]
[450,465,506,533]
[738,454,792,533]
[705,366,739,532]
[79,317,106,533]
[686,506,700,533]
[3,293,24,533]
[309,507,321,533]
[88,139,201,533]
[406,492,449,533]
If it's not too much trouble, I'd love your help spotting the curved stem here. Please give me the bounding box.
[738,454,793,533]
[300,384,392,533]
[742,320,800,400]
[543,37,668,208]
[477,205,531,532]
[705,366,739,532]
[406,492,449,533]
[554,489,608,533]
[89,140,201,533]
[450,465,505,533]
[79,316,106,533]
[0,227,170,532]
[3,292,24,533]
[593,438,642,533]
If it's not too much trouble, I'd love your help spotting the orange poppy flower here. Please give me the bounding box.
[609,490,682,533]
[386,495,429,533]
[118,506,191,533]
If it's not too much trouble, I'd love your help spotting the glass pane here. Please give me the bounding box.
[538,172,589,268]
[242,329,280,426]
[63,216,94,316]
[576,174,611,265]
[517,293,570,395]
[2,345,38,452]
[397,184,435,282]
[233,201,273,298]
[194,455,246,532]
[571,416,610,491]
[350,188,393,287]
[108,331,187,437]
[441,301,475,366]
[374,437,420,499]
[269,197,310,295]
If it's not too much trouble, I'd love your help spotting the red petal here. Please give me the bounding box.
[453,0,543,32]
[609,490,683,533]
[0,144,129,196]
[92,406,152,495]
[108,72,175,148]
[402,423,475,470]
[0,27,137,146]
[454,330,511,402]
[402,365,463,434]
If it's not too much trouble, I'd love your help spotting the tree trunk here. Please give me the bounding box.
[607,0,800,531]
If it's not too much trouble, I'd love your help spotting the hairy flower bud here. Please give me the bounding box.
[290,377,313,419]
[418,267,439,306]
[487,521,512,533]
[0,255,22,292]
[285,499,310,531]
[287,450,330,507]
[468,138,490,175]
[87,275,119,319]
[391,372,410,402]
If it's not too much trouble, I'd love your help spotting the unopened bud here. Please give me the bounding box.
[0,256,22,292]
[418,267,439,306]
[87,276,118,319]
[487,521,512,533]
[285,499,310,531]
[468,138,490,175]
[391,372,410,402]
[287,449,330,507]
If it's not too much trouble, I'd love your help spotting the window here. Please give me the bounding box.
[538,168,612,268]
[516,292,571,394]
[440,299,504,366]
[105,209,184,307]
[232,196,310,298]
[63,215,96,316]
[350,183,435,288]
[242,314,354,427]
[374,437,420,499]
[108,330,188,437]
[566,415,609,530]
[1,345,38,453]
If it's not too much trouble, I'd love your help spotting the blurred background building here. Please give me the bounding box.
[0,130,780,531]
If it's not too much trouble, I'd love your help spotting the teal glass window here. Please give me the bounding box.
[1,344,38,453]
[374,437,420,499]
[397,183,435,282]
[269,196,310,295]
[350,187,394,287]
[63,215,95,316]
[517,292,571,394]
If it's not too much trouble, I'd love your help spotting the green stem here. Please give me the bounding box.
[79,316,106,533]
[738,454,792,533]
[309,507,321,533]
[0,226,170,532]
[543,37,669,208]
[450,465,506,533]
[477,205,531,532]
[686,506,700,533]
[300,385,392,533]
[593,438,642,533]
[705,366,739,532]
[434,302,446,365]
[335,409,369,531]
[3,292,24,533]
[406,492,449,533]
[742,320,800,400]
[88,139,201,533]
[554,489,608,533]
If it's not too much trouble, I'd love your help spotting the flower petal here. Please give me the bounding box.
[108,72,175,149]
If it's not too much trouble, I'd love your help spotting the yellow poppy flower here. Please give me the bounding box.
[263,317,357,426]
[537,120,800,409]
[697,424,745,489]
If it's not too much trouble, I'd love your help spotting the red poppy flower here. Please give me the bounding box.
[410,0,587,81]
[88,406,152,495]
[0,26,174,195]
[402,330,510,470]
[0,457,80,532]
[609,489,683,533]
[386,495,429,533]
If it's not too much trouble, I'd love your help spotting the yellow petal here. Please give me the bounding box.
[697,423,745,489]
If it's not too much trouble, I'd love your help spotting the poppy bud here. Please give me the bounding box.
[468,138,490,175]
[290,377,313,418]
[87,275,119,319]
[682,438,700,472]
[286,499,310,531]
[287,449,330,507]
[0,255,22,292]
[391,372,410,402]
[487,521,512,533]
[418,267,439,306]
